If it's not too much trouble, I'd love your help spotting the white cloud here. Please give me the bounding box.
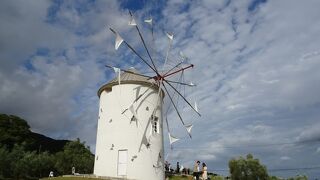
[280,156,291,161]
[160,0,320,178]
[0,0,128,148]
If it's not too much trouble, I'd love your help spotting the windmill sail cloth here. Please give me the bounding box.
[166,32,174,41]
[113,67,121,85]
[179,51,186,62]
[185,124,193,134]
[114,33,124,50]
[129,16,137,26]
[144,18,152,25]
[168,133,179,145]
[164,33,173,71]
[194,101,199,113]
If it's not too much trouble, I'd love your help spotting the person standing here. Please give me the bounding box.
[48,171,54,178]
[176,162,180,173]
[193,160,200,180]
[202,162,208,180]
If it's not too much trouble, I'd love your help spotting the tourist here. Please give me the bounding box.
[193,160,201,180]
[165,161,169,171]
[176,162,180,173]
[49,171,54,178]
[202,162,208,180]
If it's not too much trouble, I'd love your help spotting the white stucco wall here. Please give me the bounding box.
[94,83,164,180]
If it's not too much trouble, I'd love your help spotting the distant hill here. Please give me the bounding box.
[0,114,69,153]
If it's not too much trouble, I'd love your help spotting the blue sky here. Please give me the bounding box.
[1,0,320,178]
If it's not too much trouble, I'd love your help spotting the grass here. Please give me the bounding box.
[168,175,193,180]
[40,175,225,180]
[40,177,106,180]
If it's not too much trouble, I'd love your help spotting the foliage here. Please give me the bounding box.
[0,114,94,179]
[0,114,30,150]
[229,154,269,180]
[55,139,94,175]
[287,175,308,180]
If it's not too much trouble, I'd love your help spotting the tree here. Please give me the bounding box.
[0,146,10,178]
[287,175,308,180]
[55,139,94,175]
[229,154,268,180]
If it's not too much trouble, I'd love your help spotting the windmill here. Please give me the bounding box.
[94,12,200,180]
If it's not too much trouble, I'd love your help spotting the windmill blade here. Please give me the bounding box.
[162,82,193,139]
[189,82,196,86]
[168,133,179,145]
[179,51,188,62]
[163,80,201,117]
[165,79,196,87]
[166,32,174,41]
[144,17,156,61]
[129,12,159,74]
[185,124,193,138]
[162,82,186,125]
[194,101,199,113]
[112,67,121,85]
[123,38,158,73]
[163,61,184,77]
[109,28,123,49]
[163,32,173,72]
[109,28,158,74]
[105,65,153,79]
[109,28,124,50]
[163,64,194,78]
[128,15,137,26]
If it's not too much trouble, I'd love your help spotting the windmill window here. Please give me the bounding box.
[151,115,159,134]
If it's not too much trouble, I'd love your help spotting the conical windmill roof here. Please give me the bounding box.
[98,68,162,97]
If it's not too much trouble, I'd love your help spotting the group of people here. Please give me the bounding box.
[165,160,208,180]
[193,160,208,180]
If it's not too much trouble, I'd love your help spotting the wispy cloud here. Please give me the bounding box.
[1,0,320,178]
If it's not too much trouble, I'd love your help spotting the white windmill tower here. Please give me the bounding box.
[94,12,200,180]
[94,68,165,179]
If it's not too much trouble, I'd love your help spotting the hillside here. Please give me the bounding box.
[0,114,69,153]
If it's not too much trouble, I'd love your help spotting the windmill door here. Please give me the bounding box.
[117,150,128,176]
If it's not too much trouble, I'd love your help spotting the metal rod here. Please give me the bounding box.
[163,83,192,139]
[105,65,153,79]
[161,82,186,126]
[163,79,201,117]
[130,12,159,75]
[163,61,184,76]
[165,79,196,87]
[163,64,194,78]
[123,41,158,74]
[135,25,159,75]
[109,28,158,74]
